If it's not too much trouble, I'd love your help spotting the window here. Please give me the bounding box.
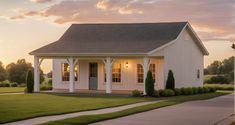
[61,63,78,81]
[137,64,144,83]
[197,69,200,79]
[149,64,156,83]
[104,63,121,83]
[112,64,121,82]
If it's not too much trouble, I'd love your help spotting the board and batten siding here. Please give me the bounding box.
[52,58,164,91]
[151,28,204,88]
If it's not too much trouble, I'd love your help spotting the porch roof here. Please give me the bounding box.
[30,22,188,56]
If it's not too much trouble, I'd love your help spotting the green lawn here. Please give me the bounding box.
[0,93,154,124]
[0,87,25,93]
[42,91,233,125]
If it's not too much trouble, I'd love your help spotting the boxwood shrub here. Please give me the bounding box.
[203,87,210,93]
[131,90,142,97]
[198,87,204,94]
[165,89,175,97]
[192,87,199,94]
[174,88,181,96]
[158,89,166,97]
[207,86,217,92]
[153,90,160,97]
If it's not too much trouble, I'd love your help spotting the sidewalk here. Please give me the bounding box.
[4,101,160,125]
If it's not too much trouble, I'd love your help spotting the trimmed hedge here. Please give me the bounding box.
[204,84,233,90]
[174,88,181,96]
[131,86,217,98]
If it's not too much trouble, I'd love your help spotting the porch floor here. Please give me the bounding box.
[41,89,134,95]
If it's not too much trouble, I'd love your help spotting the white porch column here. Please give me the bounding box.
[104,57,114,94]
[34,56,40,92]
[69,57,75,93]
[143,57,150,95]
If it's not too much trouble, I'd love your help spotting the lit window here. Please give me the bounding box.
[149,64,156,83]
[61,63,78,81]
[197,69,200,79]
[104,63,121,83]
[137,64,144,83]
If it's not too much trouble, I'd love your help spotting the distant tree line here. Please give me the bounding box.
[204,56,234,84]
[0,59,44,84]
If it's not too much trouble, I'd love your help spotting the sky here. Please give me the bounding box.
[0,0,234,73]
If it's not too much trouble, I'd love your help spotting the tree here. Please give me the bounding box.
[6,59,44,84]
[0,61,7,82]
[166,70,175,90]
[145,70,154,96]
[26,70,34,93]
[206,61,222,74]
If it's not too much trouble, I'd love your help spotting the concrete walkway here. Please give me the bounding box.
[92,94,234,125]
[4,101,159,125]
[0,93,24,95]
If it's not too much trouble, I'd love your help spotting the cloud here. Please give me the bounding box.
[8,0,235,42]
[29,0,52,3]
[96,0,143,14]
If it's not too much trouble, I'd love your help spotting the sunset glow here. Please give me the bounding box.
[0,0,234,73]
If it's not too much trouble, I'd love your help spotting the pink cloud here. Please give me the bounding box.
[8,0,235,42]
[29,0,52,3]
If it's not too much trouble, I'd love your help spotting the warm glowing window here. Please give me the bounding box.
[149,64,156,83]
[137,64,144,83]
[197,69,200,79]
[104,63,121,83]
[61,63,78,81]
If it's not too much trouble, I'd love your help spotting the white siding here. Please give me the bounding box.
[52,58,164,91]
[151,28,204,88]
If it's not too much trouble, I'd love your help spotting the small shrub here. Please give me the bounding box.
[181,87,193,95]
[203,87,210,93]
[152,90,159,97]
[166,70,175,90]
[145,71,154,96]
[174,88,181,96]
[10,82,18,87]
[187,87,193,95]
[159,89,166,97]
[180,87,188,95]
[192,87,199,94]
[198,87,204,93]
[132,90,142,97]
[40,85,52,91]
[0,80,10,87]
[165,89,175,97]
[26,70,34,93]
[207,86,217,93]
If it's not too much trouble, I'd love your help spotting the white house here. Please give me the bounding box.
[30,22,209,94]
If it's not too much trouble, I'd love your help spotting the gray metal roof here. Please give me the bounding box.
[30,22,188,55]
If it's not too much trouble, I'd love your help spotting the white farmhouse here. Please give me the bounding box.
[30,22,209,94]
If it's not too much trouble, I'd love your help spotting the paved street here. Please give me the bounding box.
[92,94,234,125]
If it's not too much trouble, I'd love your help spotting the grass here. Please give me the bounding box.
[0,93,154,124]
[42,91,233,125]
[204,84,234,90]
[0,87,25,93]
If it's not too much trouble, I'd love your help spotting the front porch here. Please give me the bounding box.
[34,56,165,94]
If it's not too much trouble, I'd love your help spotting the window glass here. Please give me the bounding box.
[137,64,144,83]
[61,63,78,81]
[104,63,121,83]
